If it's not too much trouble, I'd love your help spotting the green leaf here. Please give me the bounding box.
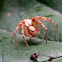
[0,41,2,62]
[0,29,62,62]
[0,0,62,62]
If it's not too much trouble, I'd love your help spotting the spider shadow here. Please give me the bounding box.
[19,39,40,46]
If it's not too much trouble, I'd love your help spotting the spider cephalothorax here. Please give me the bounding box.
[11,16,58,48]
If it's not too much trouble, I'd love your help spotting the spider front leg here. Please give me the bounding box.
[21,24,30,48]
[29,36,32,41]
[11,25,20,48]
[32,16,58,33]
[40,22,48,43]
[33,20,48,43]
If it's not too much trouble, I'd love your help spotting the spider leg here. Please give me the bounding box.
[32,19,48,43]
[23,24,32,41]
[29,35,32,41]
[21,24,30,48]
[40,22,48,43]
[11,25,20,48]
[32,16,58,32]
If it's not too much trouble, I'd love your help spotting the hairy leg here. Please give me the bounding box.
[11,25,20,48]
[40,22,48,43]
[32,16,58,32]
[32,19,48,43]
[21,24,30,48]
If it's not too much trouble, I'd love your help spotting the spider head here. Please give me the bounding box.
[28,26,40,36]
[28,26,37,36]
[29,26,36,32]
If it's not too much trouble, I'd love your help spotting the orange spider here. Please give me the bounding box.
[11,16,58,48]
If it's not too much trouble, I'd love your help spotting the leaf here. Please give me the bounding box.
[0,41,2,62]
[0,29,62,62]
[0,0,62,62]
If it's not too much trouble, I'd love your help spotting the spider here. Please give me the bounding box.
[11,16,58,48]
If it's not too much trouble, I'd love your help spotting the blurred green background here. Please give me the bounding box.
[38,0,62,13]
